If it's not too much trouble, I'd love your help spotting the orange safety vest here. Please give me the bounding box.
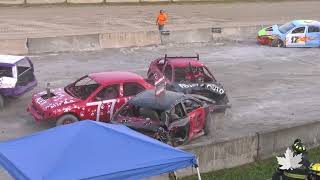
[157,13,167,25]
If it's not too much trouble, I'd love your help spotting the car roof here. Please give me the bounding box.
[88,71,145,86]
[292,20,320,27]
[129,90,185,110]
[166,58,204,68]
[0,55,27,67]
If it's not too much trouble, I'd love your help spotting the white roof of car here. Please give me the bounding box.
[0,55,26,65]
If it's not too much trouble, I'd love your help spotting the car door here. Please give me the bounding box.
[182,98,206,140]
[306,26,320,47]
[14,57,37,95]
[286,26,307,47]
[85,84,120,122]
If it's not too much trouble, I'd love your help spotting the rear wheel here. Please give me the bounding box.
[56,114,79,126]
[271,39,284,47]
[0,94,4,109]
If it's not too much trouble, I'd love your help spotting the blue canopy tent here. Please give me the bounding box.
[0,120,201,180]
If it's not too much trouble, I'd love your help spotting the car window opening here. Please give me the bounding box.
[174,66,214,83]
[65,76,100,100]
[292,27,305,34]
[119,104,163,122]
[308,26,320,33]
[279,22,296,34]
[16,59,36,86]
[0,67,13,77]
[183,99,201,113]
[170,103,185,121]
[123,83,145,97]
[95,85,119,101]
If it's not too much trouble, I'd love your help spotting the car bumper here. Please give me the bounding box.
[27,104,46,122]
[257,36,272,45]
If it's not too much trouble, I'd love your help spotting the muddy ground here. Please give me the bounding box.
[1,41,320,179]
[1,41,320,140]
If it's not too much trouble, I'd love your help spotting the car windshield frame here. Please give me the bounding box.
[65,75,100,100]
[279,22,296,34]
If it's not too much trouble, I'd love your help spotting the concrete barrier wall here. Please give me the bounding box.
[26,0,65,4]
[165,121,320,178]
[0,25,268,54]
[27,34,101,53]
[0,0,24,4]
[140,0,170,2]
[106,0,139,3]
[67,0,103,3]
[0,39,28,55]
[100,31,161,48]
[212,25,265,42]
[182,136,258,173]
[161,28,212,44]
[258,121,320,159]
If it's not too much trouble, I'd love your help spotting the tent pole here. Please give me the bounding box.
[195,158,201,180]
[196,167,201,180]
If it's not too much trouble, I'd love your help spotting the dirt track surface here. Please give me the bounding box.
[1,41,320,178]
[0,0,320,39]
[0,41,320,139]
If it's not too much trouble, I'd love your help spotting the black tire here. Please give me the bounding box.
[271,39,284,47]
[0,94,4,109]
[204,113,213,136]
[56,114,79,126]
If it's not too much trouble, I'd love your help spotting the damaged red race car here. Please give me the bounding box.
[147,54,229,107]
[111,89,225,146]
[27,71,153,126]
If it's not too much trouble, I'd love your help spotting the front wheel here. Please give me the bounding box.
[56,114,79,126]
[0,94,4,109]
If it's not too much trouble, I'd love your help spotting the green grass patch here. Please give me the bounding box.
[182,146,320,180]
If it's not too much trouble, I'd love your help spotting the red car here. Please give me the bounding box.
[147,55,229,106]
[27,71,153,126]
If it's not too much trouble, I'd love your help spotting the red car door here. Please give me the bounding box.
[182,99,206,140]
[85,84,121,122]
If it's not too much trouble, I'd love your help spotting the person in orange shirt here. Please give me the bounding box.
[156,10,168,32]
